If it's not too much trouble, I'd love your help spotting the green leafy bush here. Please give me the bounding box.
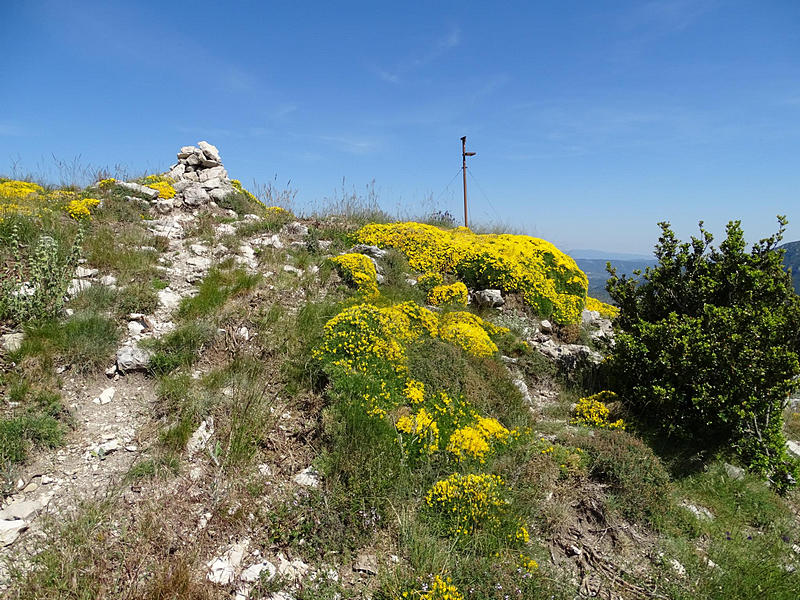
[607,218,800,489]
[0,224,83,325]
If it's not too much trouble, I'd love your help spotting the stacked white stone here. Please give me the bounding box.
[167,141,236,205]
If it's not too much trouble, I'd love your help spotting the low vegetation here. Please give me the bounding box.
[1,167,798,599]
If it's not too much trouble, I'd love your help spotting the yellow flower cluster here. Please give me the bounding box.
[330,253,379,297]
[427,282,468,306]
[417,271,443,291]
[446,416,510,462]
[404,379,425,404]
[425,473,507,535]
[519,554,539,573]
[265,206,294,221]
[571,391,625,430]
[0,203,35,222]
[145,180,176,199]
[396,407,440,455]
[97,178,117,188]
[315,302,504,376]
[438,311,506,357]
[66,197,100,221]
[402,576,464,600]
[585,296,618,319]
[355,222,589,323]
[0,179,44,199]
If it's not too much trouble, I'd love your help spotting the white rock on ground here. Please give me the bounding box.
[293,466,320,488]
[117,181,160,199]
[786,440,800,458]
[158,289,182,311]
[116,344,152,372]
[0,520,28,547]
[1,333,24,353]
[473,289,504,308]
[240,560,277,583]
[93,387,116,405]
[75,266,98,278]
[187,420,213,455]
[206,538,249,585]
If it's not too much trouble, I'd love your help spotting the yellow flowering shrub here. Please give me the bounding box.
[438,311,505,357]
[330,253,379,297]
[427,282,468,306]
[425,473,507,535]
[145,180,176,199]
[404,379,426,404]
[571,391,625,430]
[416,271,444,293]
[396,407,440,456]
[355,222,589,323]
[0,180,44,199]
[446,416,512,462]
[402,575,465,600]
[66,197,100,221]
[97,178,117,189]
[585,296,618,319]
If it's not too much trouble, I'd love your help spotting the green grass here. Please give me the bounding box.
[144,322,215,376]
[14,311,119,374]
[83,223,160,282]
[177,267,260,320]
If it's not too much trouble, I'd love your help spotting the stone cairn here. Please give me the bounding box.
[165,141,237,208]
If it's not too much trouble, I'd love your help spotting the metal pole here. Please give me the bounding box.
[461,136,468,228]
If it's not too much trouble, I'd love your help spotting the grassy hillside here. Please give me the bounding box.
[1,158,798,599]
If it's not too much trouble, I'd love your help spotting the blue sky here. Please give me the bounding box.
[2,1,799,253]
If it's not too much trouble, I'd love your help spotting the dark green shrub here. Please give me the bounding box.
[607,218,800,489]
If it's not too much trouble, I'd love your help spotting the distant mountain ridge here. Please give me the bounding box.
[568,248,653,261]
[572,255,657,303]
[574,243,800,301]
[779,241,800,293]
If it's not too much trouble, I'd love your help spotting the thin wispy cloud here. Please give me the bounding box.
[0,121,26,137]
[372,25,461,84]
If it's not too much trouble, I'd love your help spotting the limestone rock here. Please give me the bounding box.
[0,498,42,521]
[198,141,221,162]
[1,333,24,353]
[349,244,386,259]
[117,181,159,200]
[473,289,504,308]
[93,387,116,405]
[294,466,320,488]
[158,289,182,311]
[0,519,27,547]
[198,166,227,182]
[116,344,152,372]
[240,560,277,583]
[75,266,98,278]
[187,420,213,455]
[206,539,249,585]
[216,223,236,236]
[786,440,800,458]
[182,184,210,207]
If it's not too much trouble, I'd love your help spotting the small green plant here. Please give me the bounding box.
[0,223,83,325]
